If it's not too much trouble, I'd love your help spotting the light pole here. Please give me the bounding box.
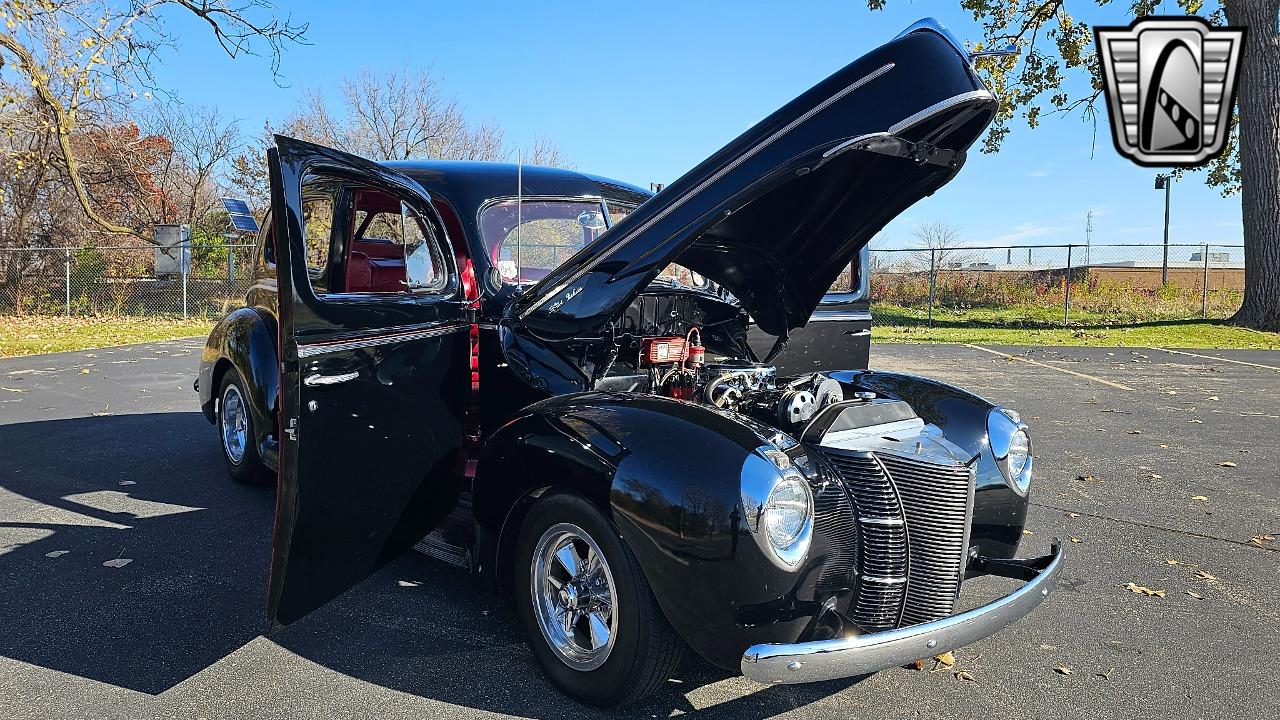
[1155,174,1172,286]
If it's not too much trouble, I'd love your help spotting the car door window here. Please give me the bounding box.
[401,203,447,291]
[301,191,337,293]
[340,185,453,296]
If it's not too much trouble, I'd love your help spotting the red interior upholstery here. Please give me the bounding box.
[345,189,408,293]
[347,250,372,291]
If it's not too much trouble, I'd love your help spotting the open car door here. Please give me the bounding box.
[267,136,472,626]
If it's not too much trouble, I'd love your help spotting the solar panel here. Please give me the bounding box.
[229,214,260,233]
[221,197,260,233]
[221,198,253,216]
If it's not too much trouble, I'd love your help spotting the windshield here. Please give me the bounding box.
[479,199,608,286]
[479,198,717,293]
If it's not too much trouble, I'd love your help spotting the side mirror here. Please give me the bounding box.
[577,210,606,230]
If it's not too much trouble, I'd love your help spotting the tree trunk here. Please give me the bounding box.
[1225,0,1280,331]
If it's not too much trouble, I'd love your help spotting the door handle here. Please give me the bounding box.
[304,371,359,387]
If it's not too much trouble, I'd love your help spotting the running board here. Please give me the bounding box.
[412,496,472,568]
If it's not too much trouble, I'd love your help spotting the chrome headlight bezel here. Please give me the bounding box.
[741,447,814,570]
[988,407,1033,496]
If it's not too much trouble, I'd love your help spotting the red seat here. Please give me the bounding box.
[347,251,372,292]
[366,257,406,292]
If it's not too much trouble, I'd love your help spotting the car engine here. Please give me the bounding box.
[635,328,846,432]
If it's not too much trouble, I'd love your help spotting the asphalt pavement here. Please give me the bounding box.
[0,338,1276,719]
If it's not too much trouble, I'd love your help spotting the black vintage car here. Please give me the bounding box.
[196,19,1061,707]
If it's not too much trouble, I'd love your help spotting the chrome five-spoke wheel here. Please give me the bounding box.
[531,523,618,670]
[220,382,248,465]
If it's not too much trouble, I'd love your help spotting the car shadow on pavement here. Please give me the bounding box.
[272,553,867,718]
[0,412,275,694]
[1,411,863,714]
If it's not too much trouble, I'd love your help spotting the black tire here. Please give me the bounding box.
[217,369,268,484]
[515,494,682,707]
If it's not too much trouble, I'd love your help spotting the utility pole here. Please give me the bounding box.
[1155,174,1172,286]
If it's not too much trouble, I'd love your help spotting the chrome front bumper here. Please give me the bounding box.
[741,540,1064,685]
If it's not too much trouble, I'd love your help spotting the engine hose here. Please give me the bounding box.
[705,370,750,408]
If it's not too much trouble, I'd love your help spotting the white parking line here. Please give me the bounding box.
[1148,347,1280,373]
[963,344,1137,391]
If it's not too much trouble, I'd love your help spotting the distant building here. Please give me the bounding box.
[1189,250,1232,263]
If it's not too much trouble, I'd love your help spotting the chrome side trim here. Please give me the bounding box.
[820,293,866,305]
[808,310,873,323]
[296,323,467,358]
[519,62,898,319]
[741,541,1064,685]
[888,89,995,135]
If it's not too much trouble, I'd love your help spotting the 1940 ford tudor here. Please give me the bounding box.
[196,19,1062,707]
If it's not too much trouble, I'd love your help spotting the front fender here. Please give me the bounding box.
[834,370,1028,558]
[198,307,278,444]
[474,392,824,670]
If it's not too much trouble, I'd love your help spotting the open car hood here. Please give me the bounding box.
[510,20,998,339]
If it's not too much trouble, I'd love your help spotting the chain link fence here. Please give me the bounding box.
[869,243,1245,327]
[0,241,1249,328]
[0,243,256,319]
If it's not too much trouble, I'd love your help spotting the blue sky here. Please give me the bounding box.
[148,1,1242,255]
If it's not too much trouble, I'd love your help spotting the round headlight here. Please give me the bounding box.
[1007,429,1031,478]
[741,448,815,569]
[763,477,811,550]
[988,407,1033,495]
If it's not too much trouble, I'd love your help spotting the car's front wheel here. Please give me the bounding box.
[515,494,682,706]
[218,370,267,484]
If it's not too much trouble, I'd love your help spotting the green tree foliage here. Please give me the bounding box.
[869,1,1280,331]
[870,1,1235,193]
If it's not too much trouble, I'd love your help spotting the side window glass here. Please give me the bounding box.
[301,192,336,293]
[824,246,869,300]
[827,263,855,293]
[402,203,446,292]
[258,211,275,270]
[345,186,453,296]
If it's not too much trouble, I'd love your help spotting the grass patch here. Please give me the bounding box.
[0,315,213,358]
[2,304,1277,359]
[873,304,1280,350]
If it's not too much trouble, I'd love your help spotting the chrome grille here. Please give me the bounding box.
[877,453,975,626]
[819,448,974,631]
[822,451,907,632]
[812,479,857,592]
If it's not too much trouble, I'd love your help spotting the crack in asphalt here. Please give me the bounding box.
[1031,501,1280,554]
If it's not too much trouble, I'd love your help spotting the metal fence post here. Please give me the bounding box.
[63,247,71,316]
[181,245,189,320]
[1063,245,1073,324]
[1201,243,1210,319]
[927,248,936,328]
